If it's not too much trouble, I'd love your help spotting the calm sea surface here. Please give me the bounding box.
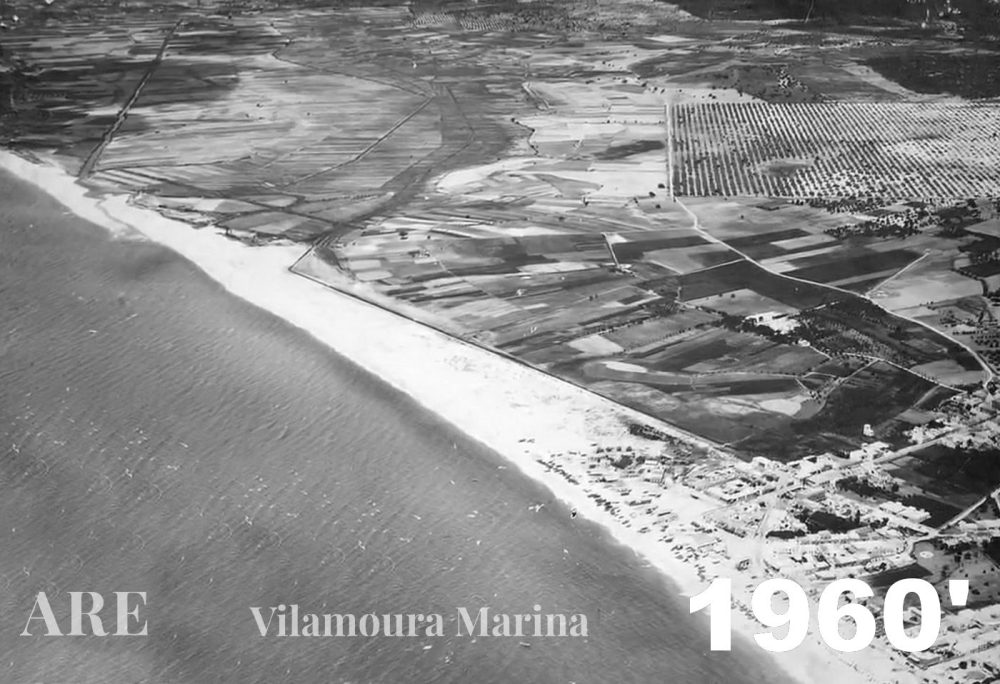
[0,168,791,683]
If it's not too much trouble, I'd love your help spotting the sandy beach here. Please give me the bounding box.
[0,149,906,684]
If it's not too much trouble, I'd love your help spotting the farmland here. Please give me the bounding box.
[0,1,522,239]
[278,4,998,462]
[888,444,1000,510]
[3,0,999,462]
[671,101,1000,200]
[300,186,985,459]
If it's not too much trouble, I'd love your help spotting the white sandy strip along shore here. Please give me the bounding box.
[2,150,893,684]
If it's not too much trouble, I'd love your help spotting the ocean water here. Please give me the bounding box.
[0,167,791,684]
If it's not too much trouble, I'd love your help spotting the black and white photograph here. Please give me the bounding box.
[2,1,1000,682]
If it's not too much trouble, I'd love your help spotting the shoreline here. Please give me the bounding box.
[0,149,887,684]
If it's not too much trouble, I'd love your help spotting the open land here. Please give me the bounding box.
[4,0,1000,682]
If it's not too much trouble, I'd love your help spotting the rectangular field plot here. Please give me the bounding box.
[671,101,1000,200]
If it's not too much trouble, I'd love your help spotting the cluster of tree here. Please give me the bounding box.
[984,537,1000,565]
[836,474,901,498]
[685,0,1000,31]
[717,311,802,345]
[777,0,915,21]
[766,528,807,539]
[969,247,1000,266]
[793,507,864,533]
[826,221,919,241]
[628,422,678,444]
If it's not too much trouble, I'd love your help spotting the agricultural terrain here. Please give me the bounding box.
[2,0,999,462]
